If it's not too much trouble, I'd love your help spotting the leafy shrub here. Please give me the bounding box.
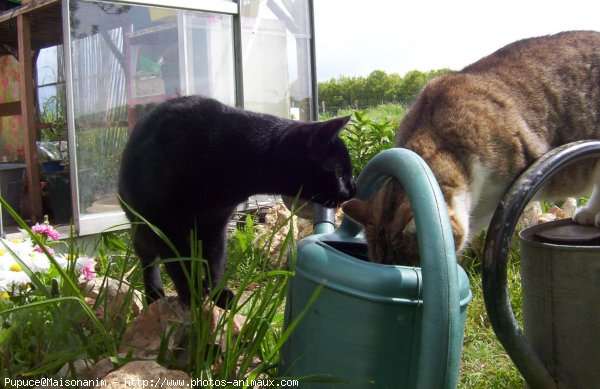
[339,110,396,177]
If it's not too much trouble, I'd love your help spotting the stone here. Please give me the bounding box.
[547,205,567,219]
[538,213,558,224]
[256,201,345,265]
[519,201,543,228]
[255,201,299,265]
[119,296,194,358]
[80,276,144,320]
[562,197,578,217]
[118,297,247,363]
[97,361,189,389]
[58,357,117,388]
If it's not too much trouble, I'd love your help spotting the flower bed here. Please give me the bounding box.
[0,221,96,298]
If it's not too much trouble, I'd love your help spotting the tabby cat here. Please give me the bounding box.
[343,31,600,265]
[119,96,355,307]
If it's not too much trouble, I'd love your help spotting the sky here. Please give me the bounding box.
[313,0,600,81]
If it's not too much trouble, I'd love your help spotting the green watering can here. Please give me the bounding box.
[281,148,472,388]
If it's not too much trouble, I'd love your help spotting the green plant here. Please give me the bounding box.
[39,95,67,143]
[0,191,308,383]
[117,198,311,382]
[197,213,298,380]
[458,230,524,388]
[329,103,405,128]
[339,110,396,177]
[227,214,267,283]
[77,126,129,208]
[0,197,120,378]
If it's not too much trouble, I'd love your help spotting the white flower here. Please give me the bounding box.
[23,252,51,273]
[0,246,17,262]
[1,238,35,259]
[55,253,91,272]
[0,263,31,290]
[1,239,50,273]
[0,249,18,270]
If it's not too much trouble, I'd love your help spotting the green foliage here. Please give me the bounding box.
[149,209,299,381]
[77,126,129,209]
[339,110,396,177]
[39,95,67,143]
[0,198,123,378]
[459,261,524,388]
[227,214,267,282]
[457,229,524,388]
[328,103,406,128]
[0,195,298,384]
[318,68,452,115]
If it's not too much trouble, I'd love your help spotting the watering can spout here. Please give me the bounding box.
[312,204,335,235]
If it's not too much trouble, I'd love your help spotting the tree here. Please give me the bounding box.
[317,68,452,115]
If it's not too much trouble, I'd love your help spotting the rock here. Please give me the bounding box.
[211,306,246,349]
[256,202,346,263]
[119,297,247,363]
[562,197,578,217]
[80,276,144,320]
[296,217,313,241]
[548,205,567,219]
[87,357,118,382]
[119,297,194,359]
[538,213,558,224]
[520,200,579,227]
[97,361,189,389]
[520,201,543,228]
[58,358,90,379]
[256,202,299,264]
[58,357,116,387]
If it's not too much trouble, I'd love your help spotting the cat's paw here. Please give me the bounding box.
[572,205,600,227]
[214,288,236,310]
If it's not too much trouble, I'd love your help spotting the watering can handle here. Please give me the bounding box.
[337,148,463,389]
[482,140,600,389]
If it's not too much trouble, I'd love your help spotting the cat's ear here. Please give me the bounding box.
[342,198,370,226]
[308,115,351,148]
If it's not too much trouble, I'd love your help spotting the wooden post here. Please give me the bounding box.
[17,14,42,223]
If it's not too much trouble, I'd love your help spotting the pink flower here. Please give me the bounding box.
[34,245,55,255]
[80,259,96,281]
[31,223,60,241]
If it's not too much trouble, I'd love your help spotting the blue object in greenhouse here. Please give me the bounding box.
[281,148,472,389]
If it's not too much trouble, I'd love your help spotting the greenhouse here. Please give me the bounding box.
[0,0,316,235]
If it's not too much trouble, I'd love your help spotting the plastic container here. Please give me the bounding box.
[281,148,472,389]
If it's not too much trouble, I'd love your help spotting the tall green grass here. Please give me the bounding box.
[459,233,524,388]
[0,196,301,384]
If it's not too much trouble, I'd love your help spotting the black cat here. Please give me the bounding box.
[118,96,355,307]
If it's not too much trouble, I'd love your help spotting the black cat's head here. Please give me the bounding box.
[279,116,355,207]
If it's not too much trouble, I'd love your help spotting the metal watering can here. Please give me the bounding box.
[280,148,472,388]
[483,140,600,389]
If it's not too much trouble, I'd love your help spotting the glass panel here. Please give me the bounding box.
[68,1,235,223]
[240,0,313,120]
